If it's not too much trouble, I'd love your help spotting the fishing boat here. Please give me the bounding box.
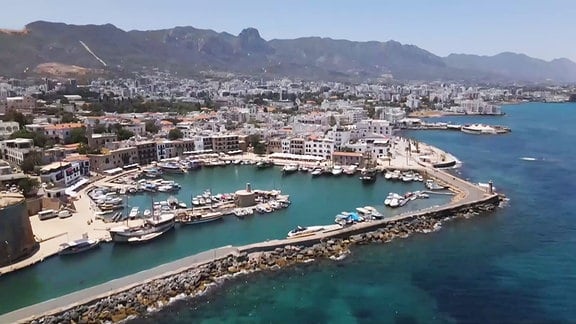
[58,236,100,255]
[287,225,325,238]
[108,213,175,243]
[179,211,223,225]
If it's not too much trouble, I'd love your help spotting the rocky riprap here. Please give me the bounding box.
[28,199,500,324]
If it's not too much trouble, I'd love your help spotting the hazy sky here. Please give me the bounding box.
[2,0,575,61]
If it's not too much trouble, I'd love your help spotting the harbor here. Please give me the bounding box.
[0,138,497,321]
[0,139,463,277]
[0,163,503,323]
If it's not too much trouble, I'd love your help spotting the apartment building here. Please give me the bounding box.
[0,138,36,165]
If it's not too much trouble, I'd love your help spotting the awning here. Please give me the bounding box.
[65,178,89,197]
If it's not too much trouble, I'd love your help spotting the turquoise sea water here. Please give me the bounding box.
[135,103,576,323]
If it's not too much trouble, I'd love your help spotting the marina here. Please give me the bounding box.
[0,137,495,320]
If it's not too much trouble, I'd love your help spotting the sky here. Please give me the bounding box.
[2,0,575,61]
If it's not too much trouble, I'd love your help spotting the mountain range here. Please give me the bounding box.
[1,21,575,83]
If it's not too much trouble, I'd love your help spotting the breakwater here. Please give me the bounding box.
[11,193,503,324]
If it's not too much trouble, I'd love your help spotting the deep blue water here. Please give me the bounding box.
[136,103,576,323]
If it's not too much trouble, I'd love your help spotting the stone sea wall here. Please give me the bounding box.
[26,196,502,324]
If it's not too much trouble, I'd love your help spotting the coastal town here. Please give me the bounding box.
[0,72,563,268]
[0,71,539,323]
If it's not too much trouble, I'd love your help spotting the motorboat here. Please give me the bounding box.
[59,237,100,255]
[384,171,393,180]
[287,225,325,238]
[331,165,343,176]
[425,179,445,190]
[159,162,185,174]
[282,164,299,174]
[343,165,358,176]
[128,207,140,219]
[363,206,384,219]
[256,160,274,169]
[311,168,323,177]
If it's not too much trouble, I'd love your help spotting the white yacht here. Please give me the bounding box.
[461,124,498,135]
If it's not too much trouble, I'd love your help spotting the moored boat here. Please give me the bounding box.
[331,165,343,176]
[282,164,299,174]
[287,225,325,238]
[179,211,223,225]
[108,213,175,243]
[359,169,377,184]
[58,237,100,255]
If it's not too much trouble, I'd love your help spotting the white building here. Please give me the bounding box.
[377,106,406,124]
[354,120,393,139]
[0,121,19,138]
[326,126,351,149]
[0,138,36,165]
[39,161,84,187]
[304,137,334,160]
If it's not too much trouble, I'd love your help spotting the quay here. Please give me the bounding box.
[401,122,511,134]
[0,162,501,323]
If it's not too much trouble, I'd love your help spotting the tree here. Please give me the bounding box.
[328,115,337,127]
[168,128,183,140]
[145,120,160,134]
[117,128,135,141]
[9,129,50,148]
[67,127,87,144]
[20,152,42,173]
[3,110,32,128]
[92,124,107,134]
[17,177,39,197]
[60,111,78,123]
[247,134,266,155]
